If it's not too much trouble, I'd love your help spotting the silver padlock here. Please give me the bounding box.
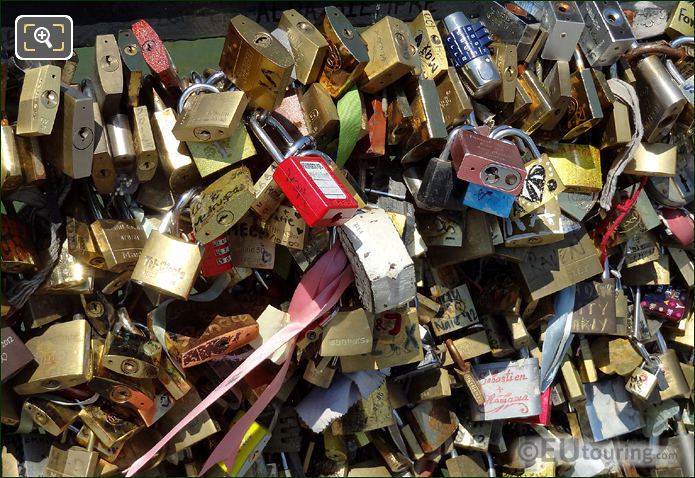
[577,1,635,66]
[517,1,585,61]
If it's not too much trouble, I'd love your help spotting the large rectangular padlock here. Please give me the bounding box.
[93,34,123,117]
[479,2,541,60]
[409,10,448,81]
[278,9,328,86]
[16,65,61,137]
[577,1,635,66]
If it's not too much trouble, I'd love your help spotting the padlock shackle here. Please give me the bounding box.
[177,83,219,114]
[204,70,226,86]
[489,127,541,159]
[265,115,297,148]
[665,37,692,84]
[632,286,642,342]
[159,187,201,235]
[247,110,286,164]
[440,124,477,162]
[82,182,106,220]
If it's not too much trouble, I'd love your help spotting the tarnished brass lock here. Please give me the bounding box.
[624,142,677,177]
[39,238,95,295]
[317,6,370,98]
[41,84,95,179]
[80,291,114,336]
[1,122,23,194]
[561,48,604,140]
[23,398,79,436]
[102,308,161,379]
[81,79,116,194]
[540,60,573,132]
[489,42,517,103]
[93,34,123,117]
[106,114,135,171]
[251,164,285,221]
[515,67,554,134]
[173,84,248,143]
[13,319,93,395]
[279,9,329,85]
[79,404,142,448]
[410,10,448,80]
[299,83,339,148]
[44,429,99,477]
[16,65,61,136]
[131,104,158,181]
[480,2,541,60]
[147,85,200,193]
[666,1,694,39]
[400,76,447,164]
[117,29,144,108]
[219,15,294,111]
[131,189,203,299]
[359,16,421,94]
[435,67,473,128]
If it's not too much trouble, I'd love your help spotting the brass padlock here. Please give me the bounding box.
[666,1,694,39]
[320,308,373,357]
[1,122,23,194]
[279,9,329,86]
[40,84,95,179]
[23,398,79,436]
[561,48,604,140]
[489,42,517,103]
[131,104,158,181]
[435,67,473,128]
[93,34,123,117]
[79,404,142,448]
[102,308,161,379]
[547,143,602,192]
[173,85,248,143]
[81,78,116,194]
[147,85,200,193]
[13,319,93,395]
[219,15,294,111]
[131,189,203,299]
[541,60,572,132]
[81,291,114,336]
[317,6,370,98]
[118,29,144,108]
[299,83,339,148]
[623,142,677,177]
[106,113,135,171]
[400,76,447,164]
[515,67,554,134]
[359,16,421,94]
[15,133,46,185]
[16,65,61,136]
[38,238,95,295]
[303,355,338,389]
[409,10,448,81]
[44,429,99,477]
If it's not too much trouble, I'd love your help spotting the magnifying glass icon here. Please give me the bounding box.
[33,27,53,49]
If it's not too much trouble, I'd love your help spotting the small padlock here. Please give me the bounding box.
[196,233,233,278]
[410,10,448,81]
[106,113,135,171]
[81,79,116,194]
[298,83,339,149]
[625,357,661,400]
[515,66,554,134]
[93,34,123,117]
[101,307,161,379]
[131,188,203,300]
[117,29,144,108]
[23,398,79,436]
[316,6,370,98]
[303,355,338,389]
[44,429,99,477]
[440,11,500,98]
[446,338,485,406]
[131,19,182,94]
[16,65,61,136]
[247,111,357,228]
[665,1,694,39]
[79,404,143,448]
[435,67,473,128]
[399,76,448,164]
[131,104,158,181]
[219,15,294,111]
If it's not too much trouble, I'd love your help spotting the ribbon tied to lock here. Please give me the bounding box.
[126,243,353,476]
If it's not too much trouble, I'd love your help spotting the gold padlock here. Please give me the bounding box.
[118,28,144,108]
[38,239,95,295]
[489,42,517,103]
[173,87,248,143]
[666,1,694,39]
[561,48,604,140]
[219,15,294,111]
[623,142,677,177]
[435,67,473,128]
[93,34,123,117]
[131,189,203,299]
[14,133,46,185]
[79,404,142,448]
[16,65,61,136]
[81,79,116,194]
[547,143,602,192]
[102,308,161,379]
[131,104,158,182]
[409,10,448,81]
[317,6,370,98]
[44,429,99,477]
[1,122,23,193]
[299,83,339,148]
[23,398,79,436]
[400,76,447,164]
[279,9,329,85]
[515,67,554,134]
[359,16,421,94]
[13,319,93,395]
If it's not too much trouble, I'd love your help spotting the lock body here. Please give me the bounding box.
[132,105,158,181]
[93,34,123,117]
[515,68,554,133]
[118,29,144,107]
[41,85,95,179]
[299,83,339,147]
[102,330,161,379]
[16,65,61,136]
[220,15,294,111]
[1,124,23,193]
[15,134,47,185]
[490,42,518,103]
[273,155,357,227]
[623,143,677,177]
[535,1,585,61]
[106,113,135,170]
[577,1,635,66]
[24,398,79,436]
[279,9,328,85]
[90,219,146,272]
[410,10,448,80]
[541,60,572,131]
[451,131,526,196]
[131,19,181,93]
[173,90,248,142]
[666,1,694,39]
[199,234,233,277]
[400,77,448,164]
[480,2,541,60]
[435,67,473,128]
[317,6,370,98]
[88,94,116,194]
[1,215,38,273]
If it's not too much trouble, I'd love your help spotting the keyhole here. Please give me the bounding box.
[343,28,354,39]
[143,40,155,52]
[124,44,138,56]
[41,90,58,108]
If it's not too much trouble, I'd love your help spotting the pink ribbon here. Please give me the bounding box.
[126,245,353,476]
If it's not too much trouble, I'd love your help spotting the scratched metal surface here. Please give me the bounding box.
[1,1,677,48]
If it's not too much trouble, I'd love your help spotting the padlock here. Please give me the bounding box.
[647,125,694,207]
[197,233,233,277]
[440,11,501,98]
[450,127,526,196]
[117,29,144,108]
[173,83,248,143]
[503,198,577,247]
[80,291,113,337]
[39,239,95,295]
[665,37,694,116]
[547,143,602,192]
[299,83,339,148]
[303,355,338,389]
[16,65,61,136]
[131,188,203,300]
[527,1,585,61]
[332,381,394,435]
[400,76,448,164]
[557,48,605,140]
[219,15,293,111]
[515,66,554,134]
[147,84,200,194]
[102,307,161,379]
[359,16,421,94]
[40,84,95,179]
[1,122,23,194]
[316,6,370,98]
[572,277,618,334]
[14,132,46,185]
[480,2,541,61]
[74,424,126,463]
[93,34,123,117]
[320,308,373,357]
[44,429,99,477]
[625,4,670,40]
[539,60,572,132]
[80,79,116,194]
[625,357,661,401]
[666,1,694,39]
[577,1,635,66]
[446,339,485,406]
[632,54,687,143]
[624,142,677,177]
[435,67,473,128]
[13,319,93,395]
[105,113,135,171]
[488,42,517,103]
[247,112,357,227]
[410,10,448,81]
[79,404,143,448]
[278,9,328,86]
[131,19,182,94]
[23,398,79,436]
[131,104,158,182]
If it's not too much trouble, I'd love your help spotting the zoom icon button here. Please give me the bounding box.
[15,15,73,61]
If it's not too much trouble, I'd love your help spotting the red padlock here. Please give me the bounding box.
[190,232,233,278]
[247,111,358,228]
[659,207,694,247]
[131,19,182,93]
